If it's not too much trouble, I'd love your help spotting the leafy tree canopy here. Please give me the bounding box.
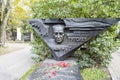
[32,0,120,18]
[8,0,38,27]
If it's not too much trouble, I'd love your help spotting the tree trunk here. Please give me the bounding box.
[0,26,2,43]
[0,1,3,44]
[0,0,10,46]
[1,9,10,45]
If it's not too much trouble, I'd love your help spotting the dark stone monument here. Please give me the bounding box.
[28,18,120,80]
[27,59,83,80]
[29,18,120,60]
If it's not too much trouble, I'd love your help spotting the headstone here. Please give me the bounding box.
[29,18,120,60]
[27,59,83,80]
[16,27,22,41]
[28,18,120,80]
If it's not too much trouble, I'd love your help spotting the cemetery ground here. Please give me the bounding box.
[20,60,111,80]
[0,42,120,80]
[20,47,120,80]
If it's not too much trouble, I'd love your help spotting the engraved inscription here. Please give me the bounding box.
[66,32,90,42]
[68,37,87,42]
[66,33,90,37]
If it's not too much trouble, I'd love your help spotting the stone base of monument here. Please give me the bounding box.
[27,58,83,80]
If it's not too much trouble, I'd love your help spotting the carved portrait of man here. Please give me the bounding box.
[53,25,65,44]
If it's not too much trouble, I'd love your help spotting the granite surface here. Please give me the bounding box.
[27,59,83,80]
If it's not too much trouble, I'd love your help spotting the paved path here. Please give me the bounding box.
[0,44,35,80]
[108,47,120,80]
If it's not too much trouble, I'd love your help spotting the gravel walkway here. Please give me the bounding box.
[108,47,120,80]
[0,43,35,80]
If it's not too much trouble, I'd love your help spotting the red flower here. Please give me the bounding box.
[47,63,54,66]
[51,63,54,66]
[48,75,51,78]
[52,71,57,76]
[57,62,69,68]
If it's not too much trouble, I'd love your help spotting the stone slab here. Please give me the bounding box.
[27,58,83,80]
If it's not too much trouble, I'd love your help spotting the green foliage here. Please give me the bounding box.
[74,25,119,69]
[77,53,96,69]
[31,0,120,68]
[32,0,120,18]
[88,26,118,66]
[81,68,108,80]
[31,31,51,62]
[7,0,39,39]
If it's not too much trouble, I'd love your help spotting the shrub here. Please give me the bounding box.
[81,68,108,80]
[31,31,51,62]
[30,0,120,68]
[75,25,119,68]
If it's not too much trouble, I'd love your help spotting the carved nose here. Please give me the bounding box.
[57,34,60,37]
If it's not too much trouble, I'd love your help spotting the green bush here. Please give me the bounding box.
[31,32,51,62]
[81,68,108,80]
[76,26,119,68]
[31,0,120,68]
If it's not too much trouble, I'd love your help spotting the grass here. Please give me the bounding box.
[81,68,111,80]
[20,64,38,80]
